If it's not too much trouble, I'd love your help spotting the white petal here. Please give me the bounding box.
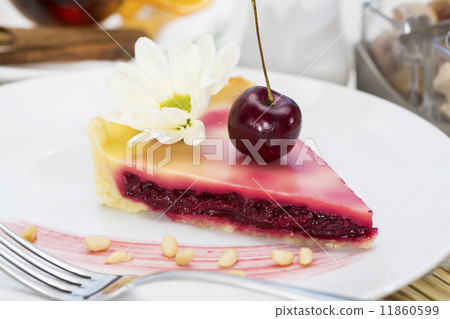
[120,107,189,131]
[110,62,152,92]
[207,79,228,96]
[198,63,218,91]
[109,63,172,105]
[197,35,215,65]
[135,38,174,99]
[190,93,210,119]
[157,107,191,128]
[185,44,204,88]
[106,77,159,111]
[119,109,164,130]
[168,45,190,95]
[128,129,182,145]
[183,120,206,146]
[135,37,169,70]
[152,128,185,144]
[204,59,227,95]
[217,42,240,72]
[177,38,193,54]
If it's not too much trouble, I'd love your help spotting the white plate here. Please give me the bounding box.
[0,67,449,301]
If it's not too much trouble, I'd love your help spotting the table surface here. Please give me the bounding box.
[385,257,449,301]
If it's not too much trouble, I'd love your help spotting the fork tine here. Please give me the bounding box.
[0,223,93,278]
[0,243,77,292]
[0,234,87,286]
[0,256,74,300]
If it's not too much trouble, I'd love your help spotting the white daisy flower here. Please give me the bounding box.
[101,35,240,146]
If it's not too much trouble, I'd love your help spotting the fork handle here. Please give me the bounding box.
[131,271,356,301]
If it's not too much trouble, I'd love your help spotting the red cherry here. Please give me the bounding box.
[228,86,302,162]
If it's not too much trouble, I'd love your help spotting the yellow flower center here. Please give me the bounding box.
[160,94,192,113]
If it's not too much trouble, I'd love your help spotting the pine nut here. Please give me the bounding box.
[84,235,111,252]
[161,234,178,258]
[229,270,246,277]
[105,250,133,264]
[176,249,194,266]
[218,248,238,268]
[270,249,294,266]
[21,225,37,243]
[298,247,314,265]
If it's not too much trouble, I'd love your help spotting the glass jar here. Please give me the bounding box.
[360,0,450,113]
[429,32,450,122]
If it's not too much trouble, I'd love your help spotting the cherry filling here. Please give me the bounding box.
[119,172,377,241]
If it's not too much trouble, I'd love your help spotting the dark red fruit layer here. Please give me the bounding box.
[119,172,377,240]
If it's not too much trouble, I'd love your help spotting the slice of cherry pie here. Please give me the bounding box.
[87,77,377,248]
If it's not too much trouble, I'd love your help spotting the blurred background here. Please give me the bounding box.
[0,0,367,85]
[0,0,449,133]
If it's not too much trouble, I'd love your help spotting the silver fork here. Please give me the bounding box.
[0,223,354,301]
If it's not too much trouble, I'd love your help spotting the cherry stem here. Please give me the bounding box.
[251,0,274,106]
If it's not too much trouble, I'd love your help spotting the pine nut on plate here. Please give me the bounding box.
[218,248,238,268]
[161,234,178,258]
[105,250,133,264]
[84,235,111,252]
[270,249,294,266]
[298,247,314,265]
[21,225,37,243]
[176,249,194,266]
